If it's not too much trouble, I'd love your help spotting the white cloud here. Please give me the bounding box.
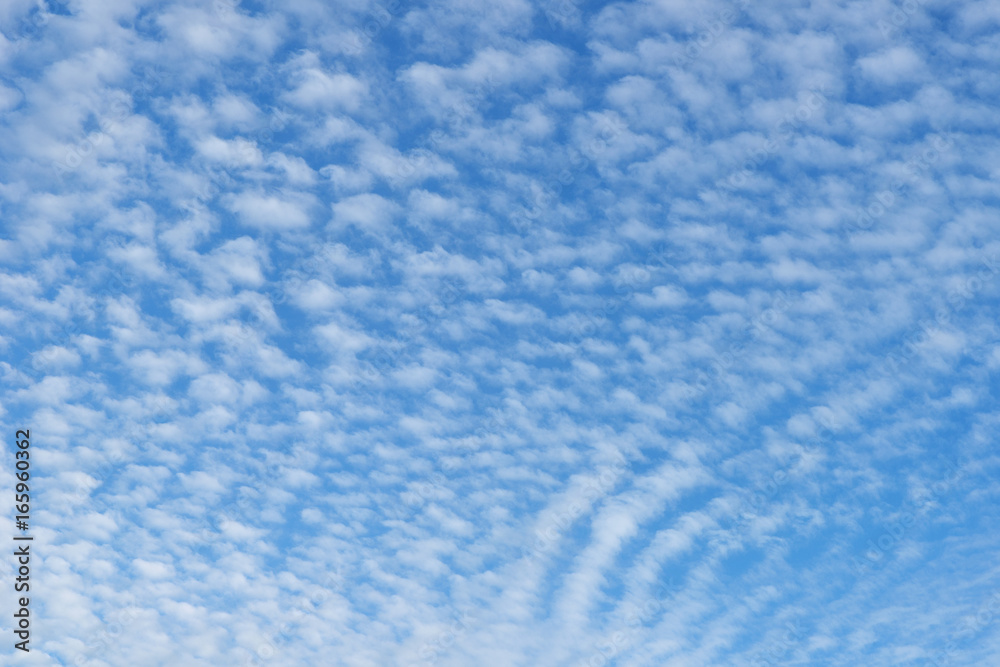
[857,46,926,84]
[331,192,399,233]
[1,1,997,665]
[226,191,313,230]
[285,68,367,112]
[635,284,688,308]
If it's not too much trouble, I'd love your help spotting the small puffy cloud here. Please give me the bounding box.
[301,507,324,523]
[193,136,263,166]
[206,236,268,288]
[127,349,206,386]
[132,559,175,580]
[212,93,259,127]
[106,242,168,280]
[566,266,602,289]
[407,189,465,225]
[226,191,313,230]
[0,82,23,112]
[289,279,343,311]
[857,46,926,84]
[188,372,242,404]
[171,296,241,323]
[283,53,367,111]
[313,320,373,355]
[634,285,687,308]
[267,152,318,186]
[331,193,399,232]
[32,345,82,371]
[178,470,229,497]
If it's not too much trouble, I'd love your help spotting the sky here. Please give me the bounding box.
[1,0,999,665]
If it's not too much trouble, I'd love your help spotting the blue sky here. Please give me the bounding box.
[1,0,999,665]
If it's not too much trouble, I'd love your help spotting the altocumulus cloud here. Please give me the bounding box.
[1,0,999,665]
